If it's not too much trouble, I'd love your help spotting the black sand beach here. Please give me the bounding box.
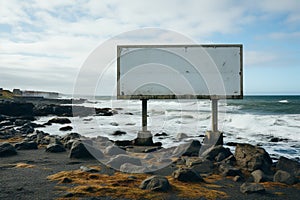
[1,97,300,200]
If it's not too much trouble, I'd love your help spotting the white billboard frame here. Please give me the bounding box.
[117,44,243,99]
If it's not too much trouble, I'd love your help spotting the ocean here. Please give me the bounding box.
[35,95,300,161]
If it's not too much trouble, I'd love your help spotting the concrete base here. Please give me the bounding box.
[133,131,154,146]
[199,131,224,156]
[203,131,223,146]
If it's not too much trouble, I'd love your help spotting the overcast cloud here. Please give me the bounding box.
[0,0,300,94]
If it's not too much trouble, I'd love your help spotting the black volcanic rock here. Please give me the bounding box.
[48,117,71,124]
[0,142,17,157]
[0,101,34,117]
[59,126,73,131]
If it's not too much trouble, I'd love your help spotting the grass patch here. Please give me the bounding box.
[0,137,24,143]
[48,168,228,200]
[15,163,35,168]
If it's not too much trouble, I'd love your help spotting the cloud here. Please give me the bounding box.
[244,51,277,66]
[0,0,299,94]
[268,31,300,40]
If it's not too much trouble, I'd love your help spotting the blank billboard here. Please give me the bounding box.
[117,45,243,99]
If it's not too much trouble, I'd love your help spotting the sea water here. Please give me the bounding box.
[35,95,300,161]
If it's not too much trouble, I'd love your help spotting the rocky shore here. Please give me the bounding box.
[1,99,300,199]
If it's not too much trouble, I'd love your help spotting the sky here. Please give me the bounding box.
[0,0,300,95]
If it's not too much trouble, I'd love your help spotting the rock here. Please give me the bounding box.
[48,117,71,124]
[233,176,243,182]
[95,107,114,116]
[226,142,238,146]
[14,119,30,126]
[139,175,170,192]
[110,122,119,126]
[251,170,267,183]
[0,120,13,127]
[59,126,73,131]
[61,132,81,142]
[276,156,300,176]
[240,183,265,194]
[186,157,214,174]
[154,132,168,137]
[120,163,148,173]
[104,145,126,156]
[17,124,34,134]
[112,130,126,136]
[219,164,243,177]
[80,166,100,173]
[15,141,38,150]
[176,133,188,140]
[235,143,272,173]
[69,141,103,159]
[273,170,297,185]
[172,168,204,182]
[0,101,34,117]
[33,105,74,117]
[64,139,76,149]
[173,140,202,157]
[201,145,233,162]
[36,132,51,145]
[45,143,66,153]
[0,142,17,157]
[106,155,142,169]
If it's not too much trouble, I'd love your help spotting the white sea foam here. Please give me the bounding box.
[279,100,289,103]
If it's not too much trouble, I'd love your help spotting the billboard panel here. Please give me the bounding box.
[117,45,243,99]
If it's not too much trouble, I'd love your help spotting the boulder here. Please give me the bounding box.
[95,107,114,116]
[104,145,126,156]
[64,139,76,149]
[17,124,34,134]
[276,156,300,176]
[173,140,202,157]
[240,183,265,194]
[14,119,30,126]
[61,132,81,143]
[59,126,73,131]
[48,117,71,124]
[0,142,17,157]
[139,176,170,192]
[273,170,297,185]
[219,164,243,177]
[45,143,66,153]
[235,143,272,173]
[69,141,103,159]
[15,141,38,150]
[80,166,100,173]
[112,130,126,136]
[186,157,214,174]
[172,168,204,182]
[201,145,233,162]
[154,132,168,137]
[106,155,142,169]
[251,170,267,183]
[120,163,148,173]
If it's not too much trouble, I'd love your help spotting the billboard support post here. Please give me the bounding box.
[142,99,148,132]
[212,98,218,132]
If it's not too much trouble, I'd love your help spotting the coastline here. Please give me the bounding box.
[1,97,300,199]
